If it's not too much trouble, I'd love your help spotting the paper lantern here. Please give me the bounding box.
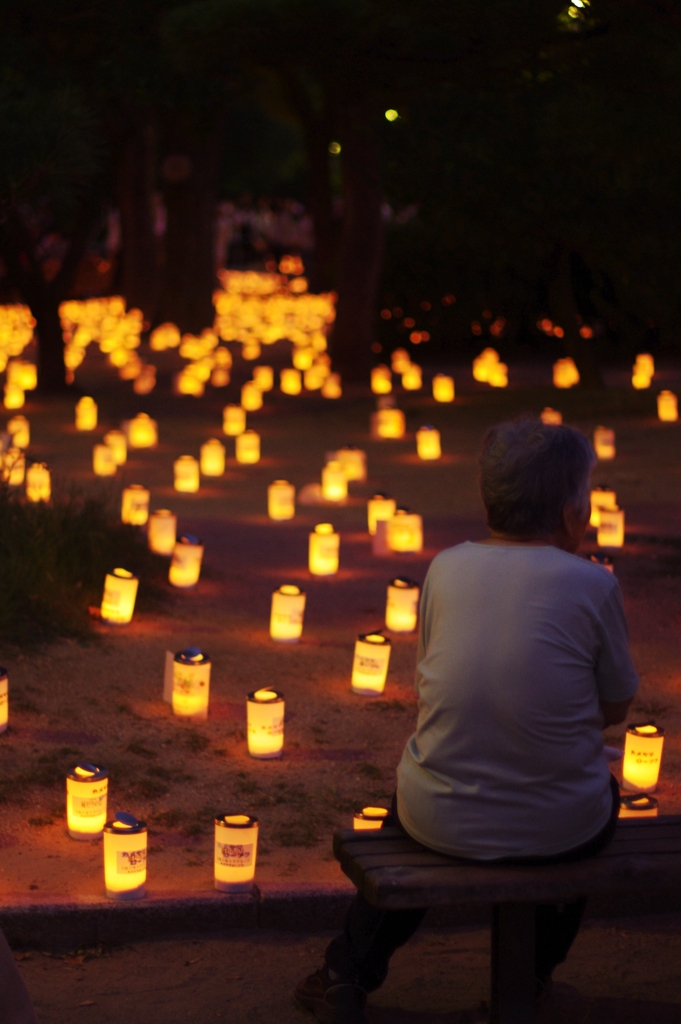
[172,647,211,721]
[241,381,263,411]
[75,396,97,430]
[3,384,24,409]
[7,415,29,448]
[371,365,392,394]
[200,438,226,476]
[416,425,441,460]
[373,407,405,439]
[619,794,658,818]
[127,413,157,448]
[253,365,274,391]
[0,667,7,734]
[103,430,127,466]
[236,430,260,464]
[391,348,411,374]
[622,723,665,793]
[309,523,340,576]
[322,460,347,502]
[268,480,295,520]
[8,360,37,391]
[597,506,624,548]
[540,407,562,425]
[322,373,342,399]
[103,812,147,900]
[304,365,326,390]
[657,390,678,422]
[386,577,420,632]
[148,509,177,555]
[594,426,615,460]
[293,347,315,371]
[488,362,508,388]
[93,444,116,477]
[66,763,108,840]
[281,368,302,395]
[387,508,423,553]
[553,358,580,389]
[336,446,366,482]
[223,404,246,436]
[25,462,50,503]
[351,633,391,696]
[247,689,285,759]
[211,367,230,387]
[174,455,200,493]
[214,814,259,892]
[472,348,500,383]
[4,448,25,486]
[270,585,306,642]
[632,354,654,389]
[121,485,150,526]
[353,807,389,831]
[401,364,422,391]
[368,494,397,536]
[590,487,617,528]
[100,568,138,624]
[169,534,204,588]
[432,374,454,403]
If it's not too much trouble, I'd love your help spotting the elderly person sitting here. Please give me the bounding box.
[296,420,639,1024]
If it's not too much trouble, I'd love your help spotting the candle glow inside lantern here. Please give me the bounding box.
[387,508,423,554]
[148,509,177,555]
[353,806,389,831]
[7,415,29,448]
[93,443,117,477]
[386,577,420,633]
[472,347,501,383]
[247,689,285,759]
[4,448,25,486]
[322,460,347,502]
[594,426,616,460]
[416,425,441,460]
[223,404,246,436]
[103,812,147,900]
[402,363,422,391]
[619,794,659,818]
[270,585,306,642]
[214,814,259,892]
[0,667,7,734]
[373,407,405,439]
[100,568,139,624]
[3,383,24,409]
[235,429,260,464]
[351,633,391,696]
[127,413,157,448]
[241,381,263,411]
[597,506,624,548]
[172,647,211,721]
[590,486,617,528]
[121,485,150,526]
[367,494,397,536]
[309,522,340,576]
[26,462,51,503]
[67,763,108,840]
[432,374,454,403]
[540,407,562,425]
[76,396,98,430]
[104,429,127,466]
[8,360,37,391]
[200,438,226,476]
[657,390,678,422]
[268,480,295,520]
[371,365,392,394]
[553,357,580,389]
[336,446,367,482]
[391,348,411,374]
[322,373,342,399]
[169,534,204,587]
[622,723,665,793]
[280,368,302,395]
[174,455,200,492]
[632,353,655,390]
[253,365,274,391]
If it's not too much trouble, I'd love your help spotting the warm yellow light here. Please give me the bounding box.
[3,383,24,409]
[371,365,392,394]
[253,365,274,391]
[351,633,391,696]
[169,534,204,587]
[488,362,508,388]
[4,448,25,486]
[214,813,259,892]
[268,480,295,520]
[553,358,580,389]
[75,396,97,430]
[127,413,157,448]
[174,455,200,492]
[322,460,347,502]
[657,390,678,422]
[148,509,177,555]
[0,668,7,734]
[172,648,211,721]
[223,404,246,435]
[594,426,615,460]
[67,763,108,840]
[304,365,327,390]
[416,425,441,460]
[385,109,399,121]
[619,794,658,818]
[353,807,388,830]
[25,462,50,502]
[322,373,342,399]
[103,813,147,900]
[328,141,341,154]
[401,364,422,391]
[634,353,654,378]
[387,509,423,553]
[121,485,150,526]
[386,578,420,633]
[597,506,624,548]
[241,380,263,411]
[540,407,562,425]
[211,367,230,387]
[472,348,500,383]
[100,568,138,624]
[200,438,226,476]
[589,487,617,528]
[372,407,405,439]
[293,347,315,371]
[7,415,29,448]
[281,367,302,395]
[104,430,127,466]
[391,348,411,374]
[236,429,260,464]
[335,446,366,482]
[270,585,306,643]
[622,723,664,793]
[247,689,285,758]
[309,522,340,576]
[93,444,116,477]
[7,360,37,391]
[432,374,454,403]
[368,494,396,536]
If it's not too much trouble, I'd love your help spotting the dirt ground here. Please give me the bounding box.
[2,357,681,898]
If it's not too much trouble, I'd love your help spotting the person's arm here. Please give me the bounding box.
[600,697,633,729]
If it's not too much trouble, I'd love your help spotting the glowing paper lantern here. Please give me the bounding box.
[174,455,200,493]
[223,404,246,435]
[657,390,678,422]
[368,494,396,536]
[7,415,29,448]
[103,430,127,467]
[336,446,366,482]
[253,365,274,391]
[387,508,423,554]
[597,506,624,548]
[371,365,392,394]
[322,373,342,399]
[169,534,204,587]
[75,396,97,430]
[8,361,37,391]
[66,763,108,841]
[385,578,420,633]
[268,480,295,520]
[241,381,263,411]
[200,438,226,476]
[172,647,211,721]
[280,368,302,395]
[351,633,391,696]
[103,812,147,900]
[214,814,259,892]
[632,354,654,390]
[4,448,25,486]
[432,374,454,403]
[25,462,50,502]
[416,425,441,460]
[0,668,7,734]
[121,485,150,526]
[127,413,157,448]
[148,509,177,555]
[353,807,388,831]
[472,348,500,383]
[488,362,508,388]
[322,460,347,502]
[553,358,580,389]
[309,523,340,576]
[622,723,665,793]
[293,347,315,371]
[373,407,405,439]
[100,568,139,624]
[3,384,24,409]
[594,426,615,460]
[211,368,230,387]
[541,407,562,425]
[247,689,285,759]
[401,364,422,391]
[619,794,658,818]
[590,487,617,528]
[270,585,306,642]
[235,430,260,464]
[304,365,327,390]
[93,444,116,477]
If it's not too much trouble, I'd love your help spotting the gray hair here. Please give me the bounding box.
[480,420,596,538]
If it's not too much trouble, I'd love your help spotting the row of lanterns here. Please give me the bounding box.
[0,305,36,408]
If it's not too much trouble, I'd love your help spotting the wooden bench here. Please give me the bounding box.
[334,815,681,1024]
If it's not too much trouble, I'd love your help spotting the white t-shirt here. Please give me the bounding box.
[396,542,639,860]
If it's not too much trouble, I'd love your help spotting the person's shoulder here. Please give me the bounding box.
[547,547,619,595]
[427,542,483,577]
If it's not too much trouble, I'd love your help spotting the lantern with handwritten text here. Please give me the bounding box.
[309,523,339,576]
[214,814,259,892]
[103,812,147,900]
[100,568,138,624]
[622,723,665,793]
[67,764,108,840]
[121,485,150,526]
[148,510,177,556]
[247,689,285,759]
[270,585,306,642]
[169,535,204,588]
[351,633,391,696]
[172,648,211,721]
[386,578,420,633]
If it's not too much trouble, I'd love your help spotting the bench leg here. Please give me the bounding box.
[489,902,536,1024]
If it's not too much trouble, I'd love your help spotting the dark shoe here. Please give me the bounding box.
[294,969,367,1023]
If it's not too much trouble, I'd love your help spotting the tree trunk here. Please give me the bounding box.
[303,126,339,293]
[116,118,160,320]
[549,245,604,388]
